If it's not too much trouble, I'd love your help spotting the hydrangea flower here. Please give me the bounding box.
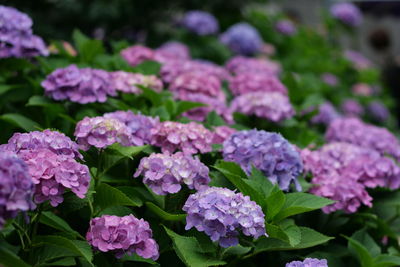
[325,117,400,161]
[341,99,364,117]
[155,41,190,61]
[134,152,210,195]
[223,130,303,191]
[181,10,219,35]
[345,50,372,70]
[86,215,159,259]
[228,73,287,96]
[0,152,35,228]
[330,2,362,27]
[150,121,213,155]
[225,56,281,76]
[0,5,48,58]
[275,20,297,36]
[74,116,134,150]
[120,45,155,67]
[41,65,116,104]
[212,126,237,144]
[311,102,341,125]
[352,83,373,96]
[230,92,295,122]
[111,71,163,94]
[286,258,328,267]
[183,187,266,247]
[367,101,389,122]
[104,110,159,146]
[321,73,338,86]
[220,23,263,56]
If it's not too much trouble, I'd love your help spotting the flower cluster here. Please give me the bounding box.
[321,73,338,86]
[223,130,303,191]
[0,5,48,58]
[150,121,213,155]
[1,130,90,206]
[341,99,364,117]
[367,101,389,122]
[325,117,400,161]
[74,116,134,150]
[212,126,236,144]
[42,65,116,104]
[228,73,287,96]
[181,10,219,35]
[0,152,35,228]
[230,92,295,122]
[225,56,281,76]
[345,50,372,70]
[134,152,210,195]
[311,102,341,125]
[220,23,263,56]
[120,45,155,67]
[183,187,265,247]
[330,2,362,27]
[86,215,159,260]
[104,110,159,146]
[286,258,328,267]
[156,41,190,60]
[111,71,163,94]
[352,83,373,96]
[275,20,297,36]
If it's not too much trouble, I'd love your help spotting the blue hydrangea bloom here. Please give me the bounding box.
[182,10,219,35]
[220,23,263,55]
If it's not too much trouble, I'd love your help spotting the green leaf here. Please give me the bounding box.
[0,113,42,131]
[205,111,225,127]
[72,29,104,63]
[163,227,226,267]
[33,244,77,267]
[0,85,14,96]
[34,236,93,266]
[39,211,83,238]
[139,86,163,106]
[42,257,76,266]
[121,254,158,265]
[145,202,186,221]
[94,183,143,212]
[279,220,301,247]
[221,245,251,256]
[265,190,286,221]
[351,229,381,257]
[26,95,55,107]
[373,255,400,267]
[344,235,374,267]
[132,60,161,75]
[107,143,149,159]
[273,193,334,221]
[175,101,206,116]
[0,246,30,267]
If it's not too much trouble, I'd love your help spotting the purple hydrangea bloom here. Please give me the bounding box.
[181,10,219,35]
[111,71,163,94]
[352,83,373,96]
[220,23,263,56]
[223,130,303,191]
[275,20,297,36]
[345,50,372,70]
[321,73,338,86]
[120,45,155,67]
[104,110,159,146]
[183,187,266,247]
[230,92,295,122]
[86,215,159,259]
[228,73,287,96]
[286,258,328,267]
[155,41,190,61]
[325,117,400,161]
[0,152,35,228]
[134,152,210,195]
[150,121,213,155]
[225,56,281,76]
[341,99,364,117]
[0,5,48,58]
[367,101,389,122]
[74,116,134,150]
[41,65,116,104]
[212,126,237,144]
[311,102,341,125]
[331,2,362,27]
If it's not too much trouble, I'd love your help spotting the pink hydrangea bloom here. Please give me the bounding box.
[111,71,163,94]
[228,73,287,96]
[341,99,364,117]
[155,41,190,61]
[225,56,281,76]
[212,126,237,144]
[352,83,373,96]
[120,45,155,67]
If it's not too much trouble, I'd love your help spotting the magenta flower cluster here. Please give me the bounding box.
[156,41,190,61]
[212,126,237,144]
[230,92,295,122]
[228,73,287,96]
[311,102,341,126]
[345,50,372,70]
[183,187,266,247]
[275,20,297,36]
[134,152,210,195]
[86,214,159,260]
[367,101,389,122]
[110,71,163,94]
[220,23,263,56]
[223,130,303,191]
[0,152,35,228]
[341,99,364,117]
[321,73,338,86]
[225,56,281,76]
[181,10,219,35]
[0,5,48,58]
[286,258,328,267]
[330,2,362,27]
[150,121,213,155]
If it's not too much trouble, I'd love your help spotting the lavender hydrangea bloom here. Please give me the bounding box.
[321,73,338,86]
[275,20,297,36]
[225,56,281,76]
[74,116,134,150]
[111,71,163,94]
[182,11,219,35]
[104,110,159,146]
[228,73,287,96]
[183,187,266,247]
[345,50,372,70]
[286,258,328,267]
[325,117,400,161]
[86,215,159,259]
[230,92,295,122]
[150,121,213,155]
[311,102,341,125]
[41,65,116,104]
[134,152,210,195]
[212,126,237,144]
[341,99,364,117]
[223,130,303,191]
[331,2,362,27]
[220,23,263,56]
[367,101,389,122]
[0,152,35,228]
[0,5,48,58]
[120,45,155,67]
[155,41,190,61]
